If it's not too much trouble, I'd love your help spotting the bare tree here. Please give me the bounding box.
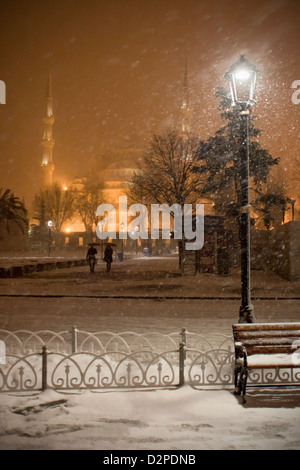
[33,183,74,232]
[73,178,104,235]
[126,130,205,267]
[127,130,204,207]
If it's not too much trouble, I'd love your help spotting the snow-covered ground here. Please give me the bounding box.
[0,256,299,334]
[1,255,300,299]
[0,256,299,450]
[0,386,300,450]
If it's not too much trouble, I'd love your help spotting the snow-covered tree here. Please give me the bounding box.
[196,88,279,226]
[253,170,293,229]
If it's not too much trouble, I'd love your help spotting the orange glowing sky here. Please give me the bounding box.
[0,0,299,208]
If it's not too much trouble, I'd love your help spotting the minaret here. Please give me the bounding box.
[181,58,192,138]
[41,73,55,187]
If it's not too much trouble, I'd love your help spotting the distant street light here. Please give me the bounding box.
[135,225,139,257]
[225,55,259,324]
[47,220,53,257]
[100,219,105,259]
[120,222,125,260]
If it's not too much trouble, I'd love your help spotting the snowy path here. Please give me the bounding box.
[0,256,299,334]
[0,297,299,335]
[0,256,299,299]
[0,387,300,450]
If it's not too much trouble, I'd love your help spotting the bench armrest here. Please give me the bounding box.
[234,342,248,366]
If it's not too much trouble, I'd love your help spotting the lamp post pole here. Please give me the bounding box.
[101,222,104,259]
[135,225,139,257]
[238,105,254,323]
[225,55,259,324]
[120,222,124,260]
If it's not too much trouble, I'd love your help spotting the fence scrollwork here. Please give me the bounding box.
[187,348,235,387]
[45,350,179,390]
[0,353,41,392]
[0,327,299,393]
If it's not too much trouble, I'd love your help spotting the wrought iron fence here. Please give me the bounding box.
[0,352,42,392]
[0,327,299,393]
[186,348,234,388]
[0,327,181,355]
[45,349,181,391]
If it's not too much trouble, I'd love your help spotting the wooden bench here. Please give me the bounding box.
[232,323,300,402]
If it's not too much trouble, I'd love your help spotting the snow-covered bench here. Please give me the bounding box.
[232,323,300,402]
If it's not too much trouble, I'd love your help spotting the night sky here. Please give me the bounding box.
[0,0,299,211]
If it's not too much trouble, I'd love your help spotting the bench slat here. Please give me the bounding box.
[233,323,300,331]
[242,346,295,355]
[238,338,298,347]
[236,331,300,339]
[248,362,297,369]
[233,322,300,356]
[247,353,297,368]
[247,363,296,369]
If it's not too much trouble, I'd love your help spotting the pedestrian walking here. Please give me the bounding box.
[104,244,113,273]
[86,245,97,273]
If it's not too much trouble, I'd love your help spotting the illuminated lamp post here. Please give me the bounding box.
[100,220,105,259]
[225,55,259,323]
[120,222,124,261]
[47,220,53,257]
[135,225,139,257]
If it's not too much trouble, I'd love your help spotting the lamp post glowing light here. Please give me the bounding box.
[225,55,259,107]
[225,55,259,324]
[235,70,250,81]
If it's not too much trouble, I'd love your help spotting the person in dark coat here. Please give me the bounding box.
[104,244,113,272]
[86,246,97,272]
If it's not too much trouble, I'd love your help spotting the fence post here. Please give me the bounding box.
[42,346,48,391]
[72,325,78,353]
[181,328,187,347]
[179,342,185,387]
[181,328,187,360]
